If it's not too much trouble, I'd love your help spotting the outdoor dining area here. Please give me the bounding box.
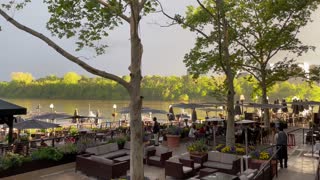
[1,98,320,179]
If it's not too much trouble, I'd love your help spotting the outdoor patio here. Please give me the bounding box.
[2,128,318,180]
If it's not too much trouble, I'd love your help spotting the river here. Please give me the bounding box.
[4,99,209,122]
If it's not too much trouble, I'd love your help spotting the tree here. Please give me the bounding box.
[11,72,34,84]
[63,72,81,84]
[161,0,241,146]
[229,0,320,127]
[0,0,156,178]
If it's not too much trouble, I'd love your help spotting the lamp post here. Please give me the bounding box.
[49,103,54,113]
[240,95,245,115]
[112,104,117,126]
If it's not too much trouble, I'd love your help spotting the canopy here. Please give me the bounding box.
[14,119,60,129]
[206,118,224,122]
[172,103,210,109]
[118,107,167,114]
[235,120,256,124]
[245,103,284,109]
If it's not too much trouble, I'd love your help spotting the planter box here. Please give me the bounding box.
[249,159,277,177]
[0,153,77,178]
[166,135,180,148]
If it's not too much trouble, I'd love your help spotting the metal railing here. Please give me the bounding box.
[252,145,280,180]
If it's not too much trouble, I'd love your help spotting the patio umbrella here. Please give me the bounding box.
[63,109,92,123]
[235,101,242,115]
[118,107,168,114]
[168,105,175,121]
[14,119,60,130]
[235,119,256,170]
[32,112,70,120]
[199,107,224,117]
[191,108,197,122]
[172,103,210,109]
[2,116,25,129]
[206,118,224,149]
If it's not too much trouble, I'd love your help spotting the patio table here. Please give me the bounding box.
[200,172,238,180]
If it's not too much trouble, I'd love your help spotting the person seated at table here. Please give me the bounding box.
[40,139,48,147]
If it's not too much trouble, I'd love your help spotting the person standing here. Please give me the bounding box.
[275,126,288,168]
[153,117,160,146]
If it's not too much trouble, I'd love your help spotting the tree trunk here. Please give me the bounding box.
[219,0,235,146]
[261,84,270,128]
[226,74,235,146]
[129,1,144,179]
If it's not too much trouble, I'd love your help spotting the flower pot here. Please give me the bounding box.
[166,134,180,148]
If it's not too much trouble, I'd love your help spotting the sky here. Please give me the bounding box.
[0,1,320,81]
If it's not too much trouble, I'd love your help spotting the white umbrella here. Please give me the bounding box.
[235,119,255,170]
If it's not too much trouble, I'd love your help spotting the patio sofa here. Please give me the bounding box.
[76,154,129,180]
[85,142,129,159]
[202,151,241,175]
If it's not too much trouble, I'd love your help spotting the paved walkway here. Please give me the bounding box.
[3,127,319,180]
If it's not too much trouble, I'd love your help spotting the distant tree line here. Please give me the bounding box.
[0,72,319,101]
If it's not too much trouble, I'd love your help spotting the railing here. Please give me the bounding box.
[253,146,281,180]
[316,157,320,180]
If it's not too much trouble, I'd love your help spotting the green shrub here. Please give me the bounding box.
[76,136,97,153]
[116,137,127,148]
[31,147,63,161]
[166,125,181,136]
[59,143,77,154]
[0,153,31,170]
[187,139,208,153]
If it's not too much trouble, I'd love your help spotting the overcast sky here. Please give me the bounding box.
[0,1,320,81]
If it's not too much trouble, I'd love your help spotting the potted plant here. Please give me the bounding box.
[187,139,208,157]
[249,149,277,176]
[165,125,181,148]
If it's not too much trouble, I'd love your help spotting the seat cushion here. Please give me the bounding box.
[194,163,201,170]
[144,145,155,156]
[221,153,237,164]
[149,156,161,162]
[155,146,169,157]
[208,151,221,162]
[117,149,130,155]
[101,151,127,159]
[183,166,193,173]
[90,156,114,165]
[124,141,130,150]
[86,147,99,155]
[203,161,233,170]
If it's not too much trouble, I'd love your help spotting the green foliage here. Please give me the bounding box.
[0,152,31,170]
[76,136,97,153]
[69,127,79,136]
[62,72,81,84]
[58,143,77,154]
[31,147,63,161]
[116,136,127,147]
[11,72,34,84]
[187,139,208,153]
[166,125,182,136]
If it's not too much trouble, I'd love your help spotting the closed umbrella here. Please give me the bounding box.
[281,99,288,113]
[191,108,197,122]
[14,119,60,130]
[235,101,242,116]
[168,105,175,121]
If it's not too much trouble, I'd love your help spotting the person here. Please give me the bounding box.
[275,126,288,168]
[188,124,196,140]
[152,117,160,146]
[40,139,48,147]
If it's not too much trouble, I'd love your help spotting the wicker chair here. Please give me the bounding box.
[165,159,194,179]
[146,146,172,167]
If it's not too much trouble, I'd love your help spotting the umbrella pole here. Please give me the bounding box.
[213,127,216,150]
[245,127,249,170]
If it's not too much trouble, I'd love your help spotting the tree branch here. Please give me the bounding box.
[155,0,209,39]
[0,8,131,91]
[97,0,130,23]
[139,0,148,11]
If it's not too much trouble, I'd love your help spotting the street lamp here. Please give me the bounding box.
[240,95,245,114]
[49,104,54,113]
[112,104,117,125]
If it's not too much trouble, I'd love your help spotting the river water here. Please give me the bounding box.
[4,99,208,122]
